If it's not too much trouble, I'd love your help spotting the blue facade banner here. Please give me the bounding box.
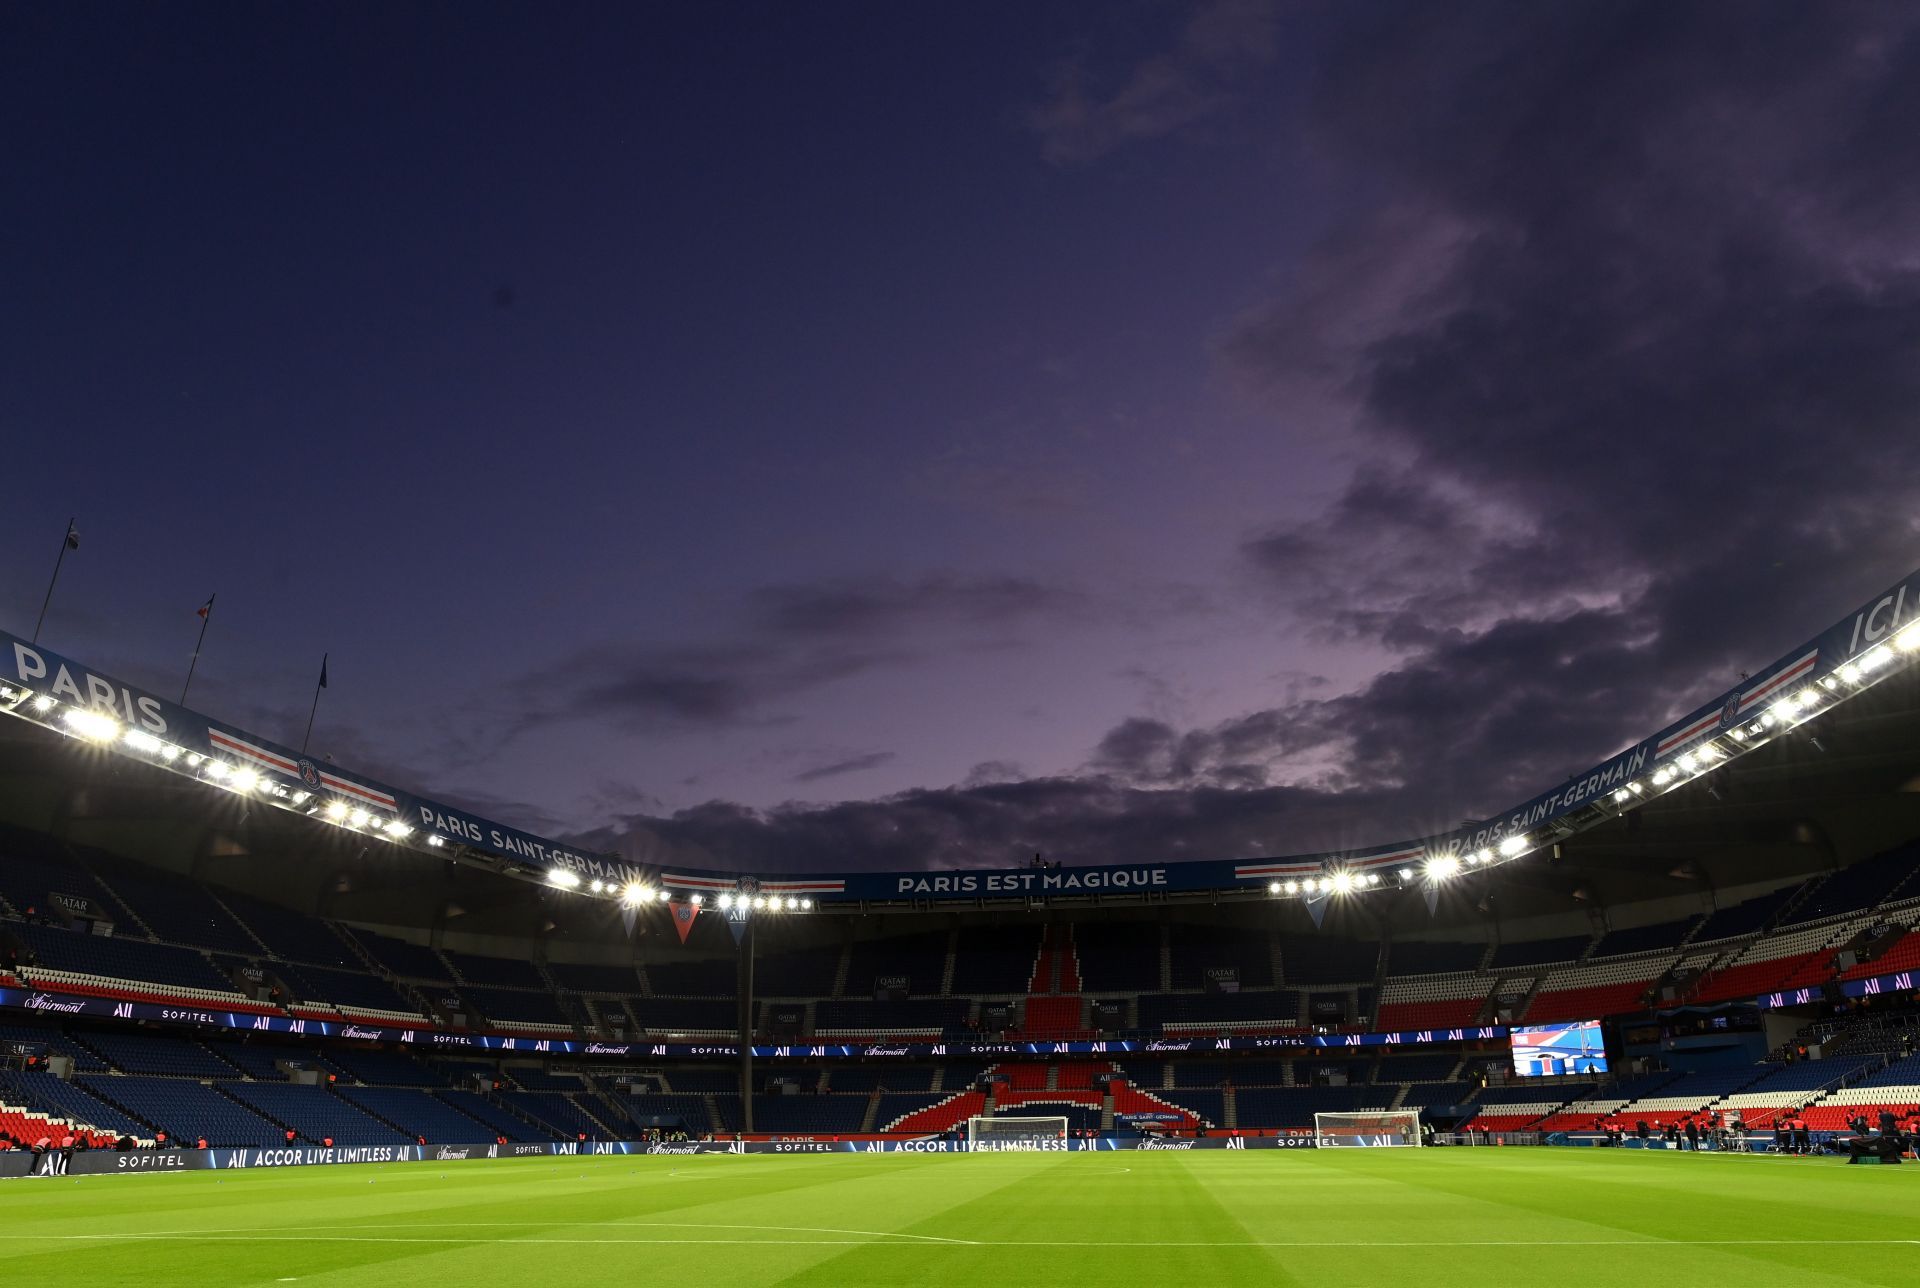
[8,561,1920,904]
[1756,967,1917,1010]
[0,985,1504,1057]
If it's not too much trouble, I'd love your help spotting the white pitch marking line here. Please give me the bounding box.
[29,1234,1920,1249]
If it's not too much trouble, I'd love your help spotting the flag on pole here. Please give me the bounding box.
[196,597,213,620]
[725,904,748,946]
[318,656,329,689]
[64,523,79,551]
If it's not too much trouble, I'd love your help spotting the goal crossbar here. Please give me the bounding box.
[1314,1110,1422,1148]
[966,1114,1070,1150]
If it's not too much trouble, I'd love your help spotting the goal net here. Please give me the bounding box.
[1313,1110,1422,1148]
[966,1115,1070,1150]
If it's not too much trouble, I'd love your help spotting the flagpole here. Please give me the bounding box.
[301,652,327,755]
[31,517,76,644]
[180,594,215,704]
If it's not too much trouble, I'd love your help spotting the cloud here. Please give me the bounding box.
[497,573,1081,736]
[1026,0,1280,164]
[748,575,1078,639]
[1184,0,1920,814]
[791,750,897,784]
[568,4,1920,875]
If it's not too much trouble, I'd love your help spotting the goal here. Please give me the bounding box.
[1313,1110,1422,1148]
[966,1115,1070,1150]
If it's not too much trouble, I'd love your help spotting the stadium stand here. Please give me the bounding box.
[948,925,1042,995]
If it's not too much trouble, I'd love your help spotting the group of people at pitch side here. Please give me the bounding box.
[1599,1109,1752,1151]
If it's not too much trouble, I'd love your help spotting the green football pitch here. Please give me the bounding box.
[8,1149,1920,1287]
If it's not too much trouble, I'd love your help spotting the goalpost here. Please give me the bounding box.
[966,1115,1071,1150]
[1314,1110,1423,1148]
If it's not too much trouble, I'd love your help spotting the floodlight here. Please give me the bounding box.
[62,708,120,741]
[718,893,734,909]
[426,835,445,847]
[1268,881,1282,895]
[160,745,180,760]
[348,808,369,827]
[752,896,767,910]
[230,769,260,793]
[1398,868,1413,880]
[1429,856,1461,880]
[324,800,348,820]
[1365,873,1381,886]
[386,823,413,839]
[546,869,580,888]
[1895,621,1920,652]
[1497,834,1529,857]
[31,694,54,712]
[1283,880,1300,895]
[122,728,161,752]
[690,894,704,906]
[588,879,605,894]
[1331,871,1354,894]
[204,760,232,781]
[1840,663,1862,683]
[799,899,812,910]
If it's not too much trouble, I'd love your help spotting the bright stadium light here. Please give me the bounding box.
[751,895,767,910]
[718,893,735,909]
[230,768,260,793]
[1331,871,1355,894]
[690,894,704,906]
[1398,867,1413,880]
[800,899,813,910]
[1470,849,1492,865]
[61,708,120,741]
[1280,880,1298,895]
[1651,767,1675,786]
[348,808,369,827]
[160,744,181,761]
[546,869,580,889]
[1268,881,1282,895]
[426,834,445,847]
[1428,855,1460,880]
[31,694,54,712]
[1498,834,1530,857]
[1613,788,1632,803]
[122,728,162,753]
[1839,662,1862,683]
[386,823,413,839]
[185,752,204,766]
[1365,872,1381,887]
[204,759,232,781]
[1861,646,1893,671]
[588,879,605,893]
[289,790,311,805]
[1895,621,1920,652]
[324,800,348,820]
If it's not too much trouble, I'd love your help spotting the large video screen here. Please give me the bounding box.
[1509,1019,1608,1077]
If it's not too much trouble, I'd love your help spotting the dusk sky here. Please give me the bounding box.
[5,2,1919,873]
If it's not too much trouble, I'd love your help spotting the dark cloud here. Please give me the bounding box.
[500,574,1080,735]
[791,750,897,785]
[552,4,1920,872]
[573,774,1412,875]
[1026,0,1279,164]
[1187,0,1920,817]
[749,575,1078,639]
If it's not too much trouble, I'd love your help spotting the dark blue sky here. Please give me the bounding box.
[6,2,1920,871]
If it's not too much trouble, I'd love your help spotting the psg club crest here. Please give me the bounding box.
[297,759,323,789]
[1717,691,1742,729]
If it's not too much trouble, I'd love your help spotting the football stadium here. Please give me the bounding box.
[5,567,1920,1287]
